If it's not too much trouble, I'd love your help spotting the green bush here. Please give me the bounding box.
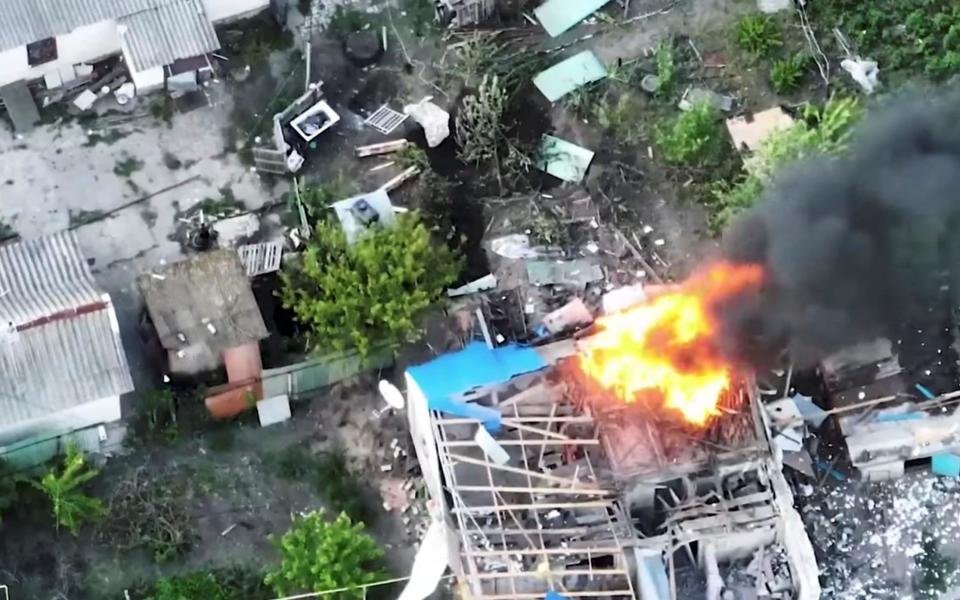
[265,510,387,598]
[280,213,461,357]
[594,92,644,145]
[770,54,808,93]
[655,102,726,166]
[129,388,178,447]
[655,40,676,97]
[735,14,782,57]
[298,177,357,220]
[148,573,228,600]
[709,96,861,231]
[33,443,105,535]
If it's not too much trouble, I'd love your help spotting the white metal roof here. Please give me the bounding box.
[0,232,133,427]
[118,0,219,72]
[0,0,220,72]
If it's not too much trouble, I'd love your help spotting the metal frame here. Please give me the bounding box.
[431,379,637,599]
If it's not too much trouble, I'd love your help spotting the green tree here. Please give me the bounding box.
[33,443,105,535]
[264,510,387,597]
[280,214,461,357]
[148,573,228,600]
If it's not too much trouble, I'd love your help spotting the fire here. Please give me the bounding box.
[578,261,763,426]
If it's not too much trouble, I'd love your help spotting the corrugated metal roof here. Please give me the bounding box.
[118,0,220,72]
[0,232,133,428]
[0,0,159,52]
[0,231,101,328]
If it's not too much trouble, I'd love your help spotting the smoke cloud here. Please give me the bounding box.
[719,92,960,366]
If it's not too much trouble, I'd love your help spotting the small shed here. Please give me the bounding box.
[137,249,269,375]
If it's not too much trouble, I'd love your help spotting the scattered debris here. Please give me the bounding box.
[365,104,409,135]
[679,87,734,112]
[526,258,603,287]
[533,50,608,102]
[726,107,796,153]
[447,274,498,297]
[403,98,450,147]
[841,58,880,94]
[355,139,411,158]
[331,188,396,244]
[534,0,611,37]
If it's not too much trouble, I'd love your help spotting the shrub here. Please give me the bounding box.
[770,54,808,93]
[299,177,357,220]
[148,573,228,600]
[594,92,644,145]
[735,14,782,57]
[709,96,861,231]
[129,388,178,447]
[655,102,726,166]
[457,75,508,165]
[655,40,676,97]
[280,213,461,357]
[264,510,387,598]
[33,443,105,535]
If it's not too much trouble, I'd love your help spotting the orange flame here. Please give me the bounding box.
[578,261,763,426]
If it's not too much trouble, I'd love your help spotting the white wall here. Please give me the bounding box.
[203,0,270,23]
[0,20,121,88]
[0,395,122,450]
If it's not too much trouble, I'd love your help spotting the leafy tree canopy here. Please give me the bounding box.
[280,213,461,357]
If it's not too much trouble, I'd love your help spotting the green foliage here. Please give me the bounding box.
[299,177,357,220]
[328,6,371,38]
[447,33,547,96]
[735,13,782,58]
[709,96,861,232]
[148,573,228,600]
[129,388,178,447]
[264,510,387,597]
[394,145,430,171]
[457,75,508,166]
[280,214,461,357]
[562,83,603,120]
[655,102,726,166]
[770,54,808,93]
[655,40,676,97]
[33,443,105,535]
[594,92,644,145]
[811,0,960,80]
[401,0,437,36]
[271,445,376,524]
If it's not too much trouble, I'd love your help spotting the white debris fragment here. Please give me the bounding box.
[841,58,880,94]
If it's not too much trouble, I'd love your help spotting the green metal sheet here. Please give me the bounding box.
[537,134,595,183]
[534,0,610,37]
[261,346,394,401]
[533,50,607,102]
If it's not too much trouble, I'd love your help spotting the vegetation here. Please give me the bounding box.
[328,6,372,39]
[0,460,22,524]
[709,96,861,231]
[148,572,228,600]
[298,176,357,219]
[129,388,178,447]
[915,530,957,599]
[655,40,677,97]
[655,102,726,166]
[457,75,508,166]
[280,214,461,357]
[594,92,644,145]
[770,54,808,93]
[735,13,782,58]
[811,0,960,80]
[102,468,193,562]
[149,96,175,125]
[264,510,387,598]
[446,33,547,95]
[394,145,430,171]
[113,155,145,177]
[401,0,437,37]
[272,445,374,523]
[33,444,105,535]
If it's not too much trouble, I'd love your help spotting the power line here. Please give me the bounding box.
[269,573,456,600]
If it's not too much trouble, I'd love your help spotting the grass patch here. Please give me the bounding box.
[83,129,129,147]
[770,53,808,93]
[655,102,727,166]
[270,444,377,524]
[735,13,782,58]
[113,155,144,177]
[149,96,175,126]
[198,185,247,217]
[69,209,107,228]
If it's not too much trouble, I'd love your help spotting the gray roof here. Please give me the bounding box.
[137,249,269,354]
[119,0,220,72]
[0,0,220,71]
[0,232,133,427]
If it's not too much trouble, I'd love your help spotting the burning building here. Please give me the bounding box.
[403,263,821,600]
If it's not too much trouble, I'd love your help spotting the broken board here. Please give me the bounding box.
[533,50,608,102]
[537,134,595,183]
[534,0,610,37]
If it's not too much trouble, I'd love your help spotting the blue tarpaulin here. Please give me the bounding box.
[408,342,548,432]
[545,593,571,600]
[932,453,960,478]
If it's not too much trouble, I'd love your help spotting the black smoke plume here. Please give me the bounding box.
[720,92,960,367]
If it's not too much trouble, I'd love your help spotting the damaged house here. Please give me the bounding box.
[404,337,821,600]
